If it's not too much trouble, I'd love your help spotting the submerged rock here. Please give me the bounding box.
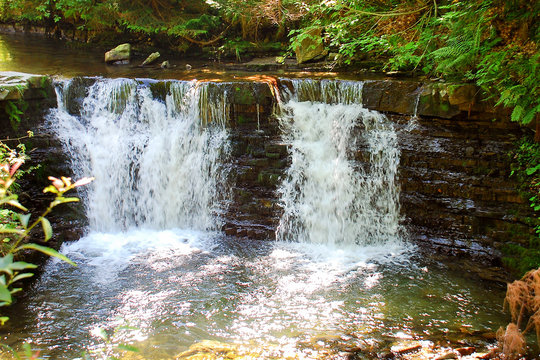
[141,51,160,66]
[175,340,263,359]
[104,43,131,64]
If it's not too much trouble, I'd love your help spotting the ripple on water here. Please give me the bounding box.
[2,230,507,358]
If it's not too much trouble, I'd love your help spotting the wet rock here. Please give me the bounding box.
[435,351,457,360]
[160,60,170,69]
[186,64,192,70]
[294,27,328,64]
[362,81,420,115]
[0,72,53,101]
[104,43,131,64]
[391,342,422,355]
[141,51,160,66]
[456,346,476,356]
[476,349,498,359]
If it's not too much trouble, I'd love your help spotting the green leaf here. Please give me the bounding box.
[116,344,139,352]
[10,261,37,271]
[10,287,22,295]
[0,284,12,304]
[41,217,53,241]
[19,244,76,266]
[0,228,24,236]
[0,199,27,212]
[526,164,540,175]
[0,254,14,270]
[43,185,59,194]
[0,317,9,326]
[18,213,31,228]
[0,342,20,360]
[12,272,34,282]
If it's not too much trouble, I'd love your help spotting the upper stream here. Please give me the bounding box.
[0,33,509,359]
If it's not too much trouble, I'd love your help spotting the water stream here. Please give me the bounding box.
[1,77,507,359]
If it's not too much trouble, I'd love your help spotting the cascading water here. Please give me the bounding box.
[4,77,507,360]
[276,79,401,246]
[49,78,230,231]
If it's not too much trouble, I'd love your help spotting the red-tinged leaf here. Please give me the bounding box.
[73,177,95,187]
[9,159,23,176]
[48,176,64,190]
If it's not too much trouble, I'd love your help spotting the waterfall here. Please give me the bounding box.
[48,78,230,232]
[276,79,401,246]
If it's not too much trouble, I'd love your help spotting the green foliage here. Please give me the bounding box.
[504,137,540,274]
[474,51,539,125]
[168,14,221,38]
[502,243,540,277]
[4,100,28,131]
[0,140,93,326]
[288,0,538,126]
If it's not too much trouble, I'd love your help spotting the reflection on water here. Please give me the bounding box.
[0,33,390,81]
[0,38,13,63]
[0,33,224,79]
[2,229,506,359]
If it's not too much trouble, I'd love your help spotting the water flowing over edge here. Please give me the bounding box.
[276,79,403,246]
[48,78,231,232]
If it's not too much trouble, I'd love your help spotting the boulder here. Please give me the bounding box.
[104,43,131,64]
[141,52,160,66]
[294,27,328,64]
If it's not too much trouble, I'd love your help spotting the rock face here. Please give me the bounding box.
[294,27,327,64]
[141,51,160,66]
[104,43,131,64]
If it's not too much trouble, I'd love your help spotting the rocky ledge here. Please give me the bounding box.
[0,72,533,269]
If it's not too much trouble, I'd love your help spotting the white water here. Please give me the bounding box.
[277,80,402,246]
[48,78,230,231]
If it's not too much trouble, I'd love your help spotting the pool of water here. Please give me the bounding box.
[1,229,506,359]
[0,32,393,82]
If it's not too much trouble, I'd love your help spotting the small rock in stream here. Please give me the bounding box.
[391,343,422,355]
[141,51,160,66]
[435,351,457,360]
[456,346,476,356]
[104,43,130,63]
